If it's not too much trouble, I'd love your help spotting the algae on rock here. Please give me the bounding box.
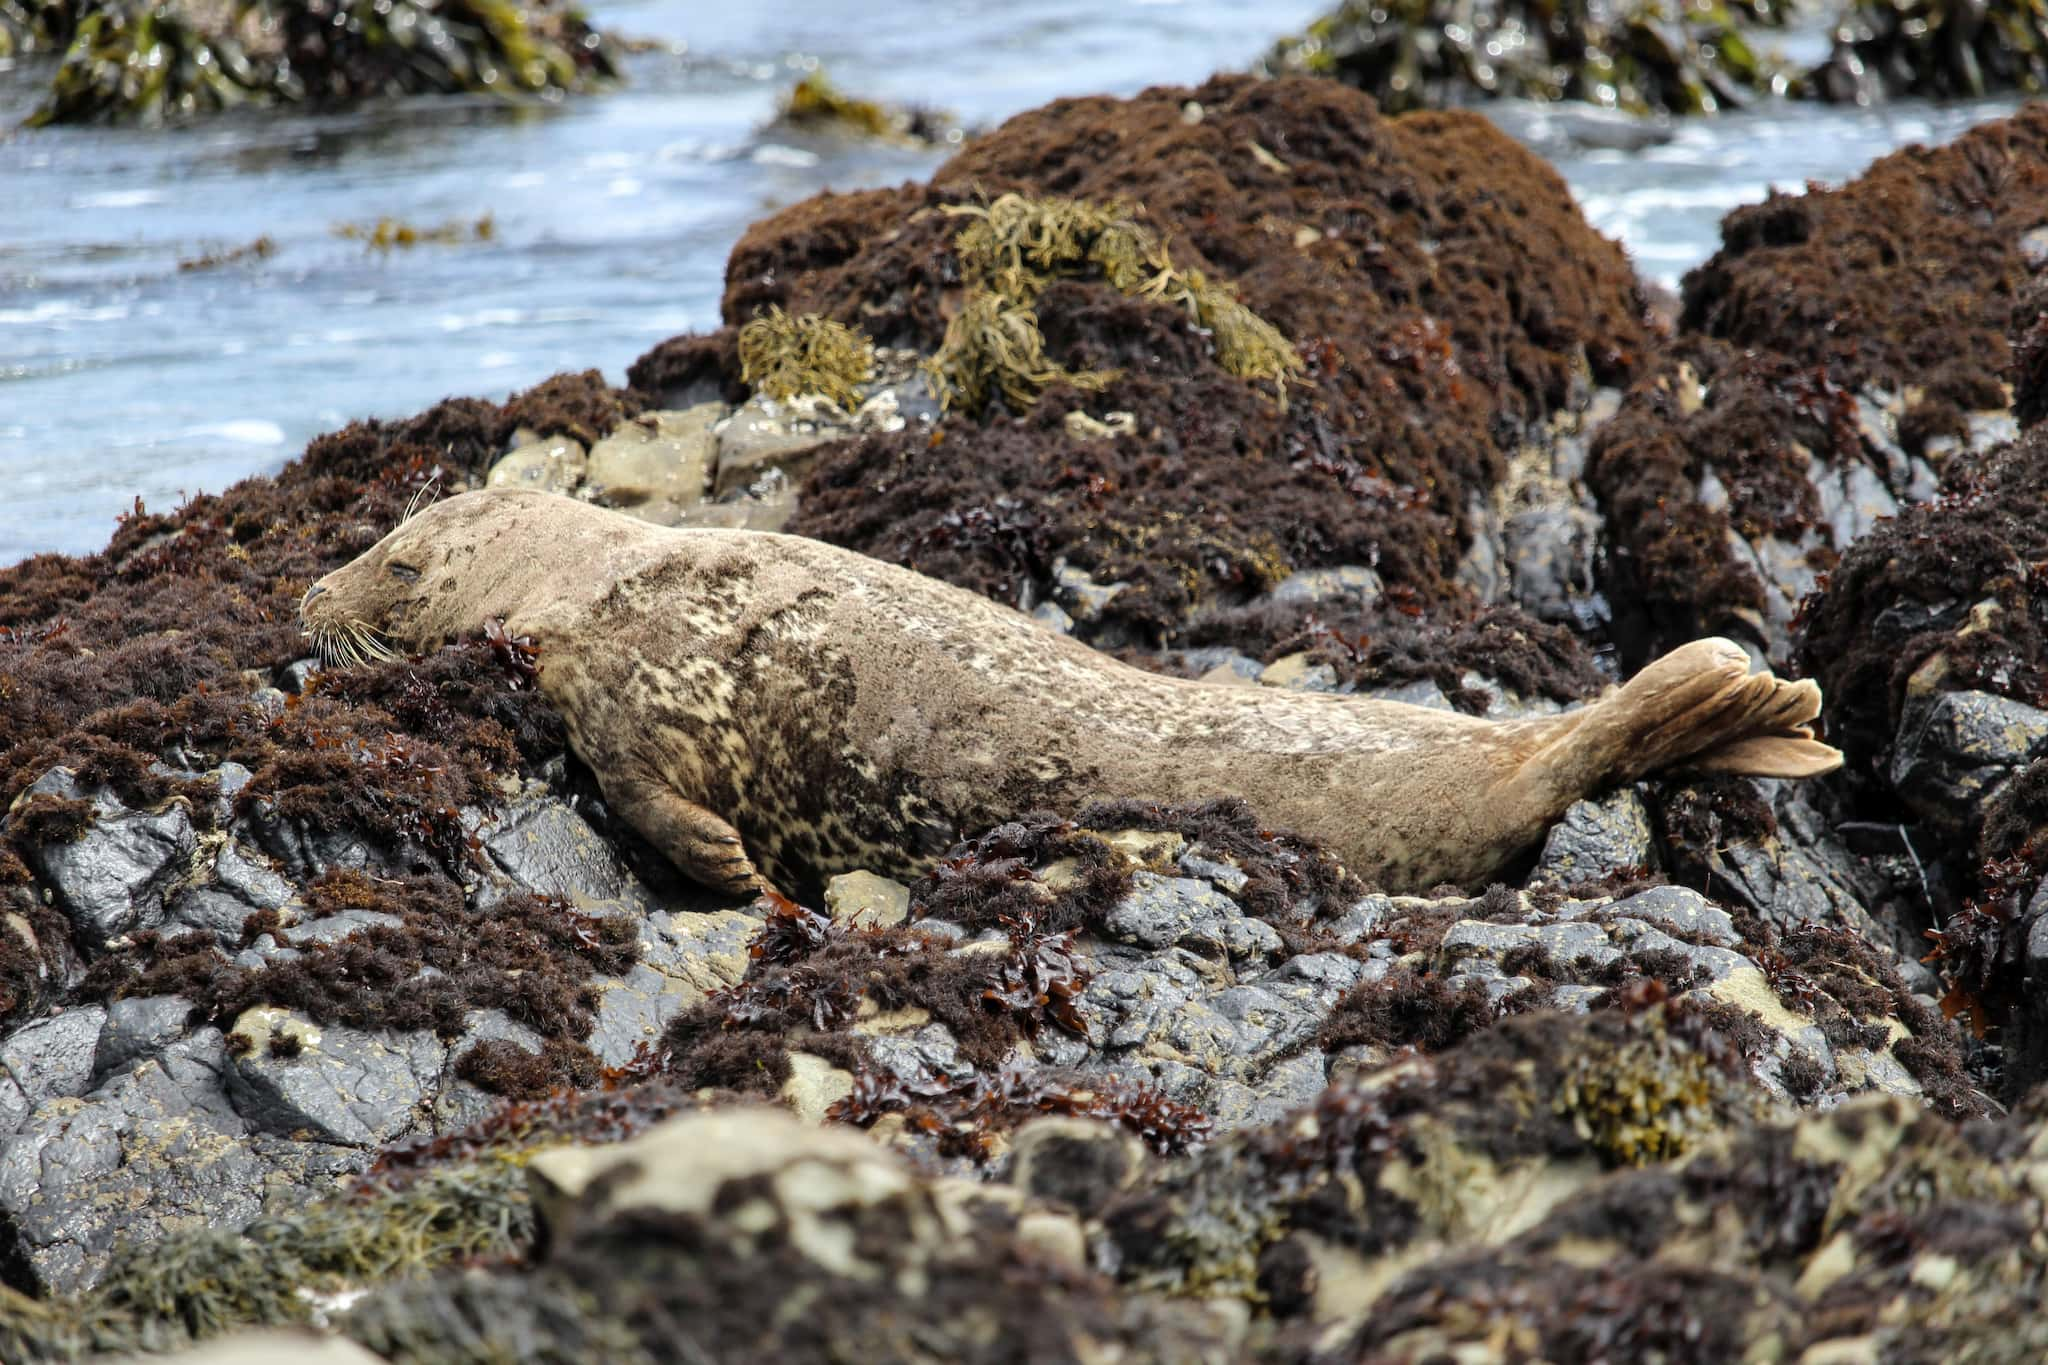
[927,192,1303,414]
[26,0,620,127]
[737,306,877,413]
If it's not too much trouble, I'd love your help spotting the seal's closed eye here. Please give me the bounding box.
[388,562,421,583]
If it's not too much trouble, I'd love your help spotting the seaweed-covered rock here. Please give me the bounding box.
[1814,0,2048,103]
[692,73,1653,650]
[1682,106,2048,448]
[29,0,620,128]
[1262,0,1788,116]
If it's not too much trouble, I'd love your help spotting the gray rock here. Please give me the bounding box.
[1596,885,1740,947]
[94,995,194,1080]
[225,1006,443,1147]
[165,838,294,943]
[475,784,662,914]
[1325,896,1394,947]
[1268,565,1382,609]
[436,1009,551,1131]
[1439,919,1620,975]
[0,1029,369,1293]
[14,768,198,950]
[1891,690,2048,838]
[587,906,756,1068]
[1175,647,1264,685]
[1505,503,1607,632]
[1259,654,1339,692]
[1178,851,1249,894]
[1101,873,1281,962]
[1530,788,1655,887]
[1,1007,107,1115]
[1007,1117,1145,1216]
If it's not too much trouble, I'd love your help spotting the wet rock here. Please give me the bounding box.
[822,870,909,929]
[13,768,198,951]
[582,405,721,520]
[224,1005,442,1147]
[92,995,195,1081]
[587,907,756,1068]
[0,1028,367,1294]
[1530,788,1656,886]
[485,433,587,495]
[1,1006,106,1119]
[164,837,294,944]
[1889,690,2048,841]
[1505,502,1607,630]
[1266,565,1382,610]
[475,783,663,915]
[1100,873,1282,962]
[1596,885,1740,947]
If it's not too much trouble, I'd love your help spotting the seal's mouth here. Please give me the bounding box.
[300,588,400,670]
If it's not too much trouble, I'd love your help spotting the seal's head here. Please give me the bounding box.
[299,488,569,667]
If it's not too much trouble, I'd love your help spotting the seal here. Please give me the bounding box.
[301,488,1842,899]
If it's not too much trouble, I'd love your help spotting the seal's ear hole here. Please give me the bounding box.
[388,562,421,583]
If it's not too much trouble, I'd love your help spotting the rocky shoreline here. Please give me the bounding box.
[5,66,2048,1363]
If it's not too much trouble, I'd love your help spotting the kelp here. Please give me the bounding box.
[1262,0,1792,116]
[773,67,958,146]
[927,192,1302,414]
[26,0,619,128]
[737,306,877,412]
[1812,0,2048,101]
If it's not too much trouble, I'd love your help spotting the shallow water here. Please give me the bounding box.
[0,1,2026,564]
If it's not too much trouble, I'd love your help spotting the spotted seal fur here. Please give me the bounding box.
[301,488,1842,899]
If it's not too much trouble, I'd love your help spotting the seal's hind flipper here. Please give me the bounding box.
[1687,732,1844,778]
[1604,638,1841,782]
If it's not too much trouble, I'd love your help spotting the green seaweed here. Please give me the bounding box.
[1263,0,1792,116]
[927,192,1302,414]
[0,1158,534,1362]
[736,305,877,412]
[26,0,620,128]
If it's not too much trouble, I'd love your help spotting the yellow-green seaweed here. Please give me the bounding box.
[737,306,877,412]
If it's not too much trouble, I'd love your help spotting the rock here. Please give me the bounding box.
[583,404,721,519]
[2,1006,107,1117]
[164,837,295,944]
[13,768,199,951]
[0,1028,368,1293]
[485,434,587,495]
[1062,409,1137,440]
[475,783,663,915]
[780,1050,855,1124]
[1595,885,1740,947]
[712,393,848,496]
[1505,503,1606,630]
[1049,558,1126,623]
[93,995,194,1081]
[587,907,756,1068]
[822,870,909,929]
[1531,787,1656,887]
[1257,653,1338,692]
[1890,690,2048,840]
[224,1005,443,1147]
[1006,1116,1145,1216]
[1267,565,1382,609]
[1100,873,1282,961]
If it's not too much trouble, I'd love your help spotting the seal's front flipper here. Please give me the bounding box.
[609,775,769,899]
